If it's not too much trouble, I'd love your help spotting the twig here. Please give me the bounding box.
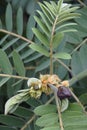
[71,38,87,55]
[55,58,73,75]
[25,66,35,70]
[0,67,35,71]
[0,29,34,44]
[21,115,36,130]
[68,88,87,115]
[69,69,87,86]
[77,0,86,7]
[21,96,55,130]
[0,73,29,80]
[45,96,55,105]
[68,70,87,114]
[49,15,58,75]
[54,91,64,130]
[48,84,64,130]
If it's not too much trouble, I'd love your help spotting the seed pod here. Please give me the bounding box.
[57,86,71,100]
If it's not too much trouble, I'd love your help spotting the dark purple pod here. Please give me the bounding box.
[57,86,71,100]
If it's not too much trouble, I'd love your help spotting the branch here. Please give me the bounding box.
[68,88,87,115]
[77,0,86,7]
[0,29,34,44]
[20,96,55,130]
[48,83,64,130]
[49,15,58,75]
[0,73,29,80]
[69,69,87,86]
[71,38,87,55]
[68,70,87,114]
[55,58,73,75]
[21,115,36,130]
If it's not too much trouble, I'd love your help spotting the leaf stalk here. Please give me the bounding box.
[50,15,58,74]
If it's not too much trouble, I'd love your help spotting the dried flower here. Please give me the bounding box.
[40,74,61,94]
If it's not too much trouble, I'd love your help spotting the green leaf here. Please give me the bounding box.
[30,43,49,57]
[66,31,82,44]
[56,23,77,32]
[71,45,87,75]
[41,126,59,130]
[0,125,17,130]
[0,78,11,88]
[26,15,35,40]
[16,7,23,35]
[0,115,25,127]
[34,16,49,37]
[5,89,30,115]
[79,45,87,70]
[53,52,71,59]
[24,53,42,63]
[62,29,77,33]
[39,3,54,24]
[13,106,33,118]
[43,1,56,16]
[0,35,9,45]
[3,38,19,51]
[0,49,12,86]
[12,50,25,76]
[8,42,29,58]
[26,0,36,15]
[75,11,87,29]
[79,93,87,105]
[0,19,2,29]
[53,32,64,49]
[32,28,49,47]
[36,113,58,127]
[34,104,56,116]
[57,15,78,26]
[64,115,87,126]
[65,125,87,130]
[68,103,82,111]
[35,103,87,129]
[37,11,51,31]
[5,3,13,31]
[27,98,42,108]
[35,59,50,72]
[63,111,83,117]
[57,0,63,12]
[21,49,34,60]
[61,6,79,15]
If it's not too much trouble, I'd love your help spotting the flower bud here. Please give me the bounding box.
[57,86,71,100]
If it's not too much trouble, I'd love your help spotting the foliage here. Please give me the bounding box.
[34,103,87,130]
[0,0,87,130]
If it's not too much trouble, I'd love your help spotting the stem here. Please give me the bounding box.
[48,83,64,130]
[0,73,29,80]
[77,0,86,6]
[68,88,87,114]
[21,115,36,130]
[54,91,64,130]
[50,16,58,75]
[68,70,87,114]
[45,96,55,105]
[71,38,87,55]
[0,29,34,44]
[0,66,35,71]
[69,69,87,86]
[21,96,55,130]
[55,58,73,75]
